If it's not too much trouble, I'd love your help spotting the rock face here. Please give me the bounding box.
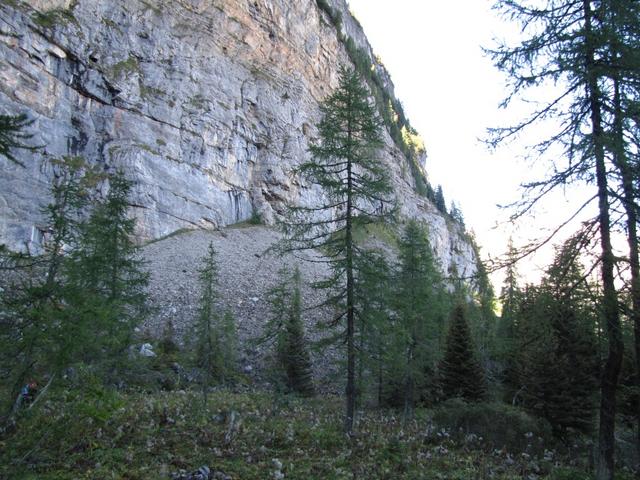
[0,0,477,280]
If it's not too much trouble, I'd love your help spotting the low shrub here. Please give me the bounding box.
[431,398,553,452]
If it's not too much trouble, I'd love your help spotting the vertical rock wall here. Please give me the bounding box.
[0,0,477,280]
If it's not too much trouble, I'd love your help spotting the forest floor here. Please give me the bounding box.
[2,383,633,480]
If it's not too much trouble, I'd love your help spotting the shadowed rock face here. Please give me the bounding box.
[0,0,477,281]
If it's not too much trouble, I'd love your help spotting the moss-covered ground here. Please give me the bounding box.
[2,384,624,480]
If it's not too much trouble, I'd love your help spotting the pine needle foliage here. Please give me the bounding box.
[512,236,599,436]
[281,66,394,433]
[1,158,96,415]
[0,113,37,166]
[388,220,446,417]
[353,248,392,408]
[439,303,487,403]
[264,266,315,396]
[193,242,237,404]
[65,170,149,362]
[485,0,631,472]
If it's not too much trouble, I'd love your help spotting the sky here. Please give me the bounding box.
[346,0,586,287]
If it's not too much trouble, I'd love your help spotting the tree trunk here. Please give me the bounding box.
[612,75,640,463]
[344,104,356,436]
[403,341,415,422]
[584,3,624,478]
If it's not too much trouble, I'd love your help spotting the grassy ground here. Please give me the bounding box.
[1,385,623,480]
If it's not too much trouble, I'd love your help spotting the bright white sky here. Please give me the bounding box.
[346,0,588,288]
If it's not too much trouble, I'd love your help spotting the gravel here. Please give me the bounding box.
[140,225,341,390]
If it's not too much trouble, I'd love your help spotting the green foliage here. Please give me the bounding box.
[384,220,447,414]
[65,171,149,363]
[509,237,599,435]
[0,161,150,419]
[496,240,520,360]
[432,398,552,452]
[353,249,392,407]
[32,7,77,28]
[248,209,262,225]
[110,56,140,78]
[0,113,37,166]
[313,0,434,200]
[449,201,465,227]
[0,387,605,479]
[486,0,633,472]
[281,66,394,433]
[264,266,315,396]
[0,157,93,415]
[434,185,446,214]
[439,303,487,402]
[192,243,237,402]
[351,221,399,249]
[467,239,497,360]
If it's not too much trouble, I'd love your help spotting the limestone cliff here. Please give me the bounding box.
[0,0,477,280]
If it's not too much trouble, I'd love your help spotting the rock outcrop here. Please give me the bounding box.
[0,0,477,280]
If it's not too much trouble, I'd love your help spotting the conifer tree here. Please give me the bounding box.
[487,1,625,474]
[496,240,523,401]
[193,242,237,404]
[281,66,394,434]
[543,237,599,432]
[1,157,91,416]
[434,185,446,214]
[0,113,36,166]
[511,237,599,435]
[354,249,392,407]
[497,239,520,354]
[468,241,496,359]
[264,266,314,396]
[449,201,464,227]
[391,220,445,417]
[65,170,148,362]
[439,303,486,402]
[600,0,640,452]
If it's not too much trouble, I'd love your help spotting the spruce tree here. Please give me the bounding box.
[468,240,496,359]
[434,185,446,214]
[439,303,486,402]
[508,236,599,435]
[496,240,522,401]
[497,239,520,356]
[281,66,394,434]
[264,266,314,396]
[193,242,237,404]
[449,202,464,227]
[391,220,445,417]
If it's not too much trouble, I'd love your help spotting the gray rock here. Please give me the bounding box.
[171,465,229,480]
[0,0,477,284]
[139,343,156,357]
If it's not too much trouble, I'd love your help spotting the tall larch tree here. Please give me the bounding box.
[600,0,640,453]
[281,66,394,434]
[487,1,625,475]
